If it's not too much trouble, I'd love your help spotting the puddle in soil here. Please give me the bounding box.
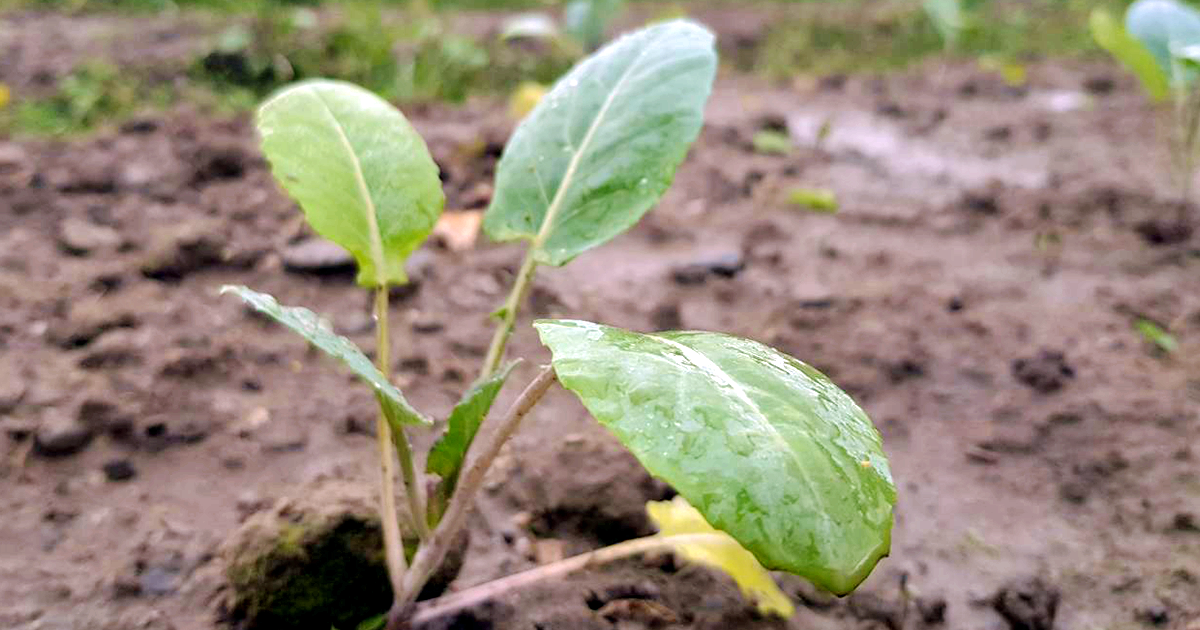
[786,107,1051,190]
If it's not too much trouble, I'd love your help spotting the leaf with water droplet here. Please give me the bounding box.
[484,20,717,267]
[535,319,895,595]
[257,79,444,287]
[221,285,429,426]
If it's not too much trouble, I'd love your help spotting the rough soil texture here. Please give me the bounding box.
[2,8,1200,630]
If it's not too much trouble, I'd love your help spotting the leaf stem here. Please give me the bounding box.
[480,251,540,379]
[374,286,408,598]
[392,366,558,609]
[407,533,727,626]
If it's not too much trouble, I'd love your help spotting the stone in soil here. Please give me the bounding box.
[281,238,355,275]
[35,416,94,456]
[57,217,122,255]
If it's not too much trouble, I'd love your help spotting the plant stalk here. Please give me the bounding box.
[480,251,540,379]
[374,287,408,598]
[407,533,728,626]
[391,366,558,613]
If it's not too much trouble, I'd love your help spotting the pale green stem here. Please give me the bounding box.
[374,287,407,598]
[393,366,558,610]
[408,533,729,626]
[376,287,430,542]
[480,251,540,379]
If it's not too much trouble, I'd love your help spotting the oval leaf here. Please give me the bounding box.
[1126,0,1200,84]
[648,496,794,617]
[484,20,717,267]
[534,319,895,595]
[222,285,430,426]
[257,79,444,287]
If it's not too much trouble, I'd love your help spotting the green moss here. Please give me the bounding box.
[227,514,392,630]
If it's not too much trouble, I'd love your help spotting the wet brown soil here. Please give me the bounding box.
[2,8,1199,630]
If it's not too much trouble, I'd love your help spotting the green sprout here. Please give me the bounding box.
[225,20,895,629]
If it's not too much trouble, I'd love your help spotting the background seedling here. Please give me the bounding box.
[225,20,895,629]
[1093,0,1200,225]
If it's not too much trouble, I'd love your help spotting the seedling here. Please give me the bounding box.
[1092,0,1200,225]
[501,0,625,54]
[225,20,894,629]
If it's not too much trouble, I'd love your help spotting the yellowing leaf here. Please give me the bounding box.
[647,496,794,617]
[508,82,547,120]
[0,83,9,110]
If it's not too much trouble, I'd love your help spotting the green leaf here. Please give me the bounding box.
[923,0,963,48]
[1091,8,1170,101]
[648,496,793,617]
[751,129,791,155]
[427,361,520,489]
[484,20,717,267]
[1134,318,1179,352]
[787,187,838,213]
[257,79,444,288]
[534,319,895,595]
[221,285,430,426]
[564,0,624,51]
[1125,0,1200,86]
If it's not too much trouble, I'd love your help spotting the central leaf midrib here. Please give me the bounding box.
[532,29,668,251]
[648,333,822,513]
[309,86,386,282]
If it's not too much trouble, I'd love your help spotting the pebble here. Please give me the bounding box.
[281,238,355,274]
[35,416,94,456]
[58,217,121,255]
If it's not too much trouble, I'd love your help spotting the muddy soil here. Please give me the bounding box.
[2,8,1199,630]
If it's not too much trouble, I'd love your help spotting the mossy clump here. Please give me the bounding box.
[221,481,465,630]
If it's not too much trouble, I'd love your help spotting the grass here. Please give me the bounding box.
[750,0,1134,78]
[0,0,1149,137]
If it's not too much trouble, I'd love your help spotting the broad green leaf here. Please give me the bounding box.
[923,0,963,48]
[564,0,624,51]
[257,79,444,288]
[535,319,895,595]
[484,20,717,267]
[1126,0,1200,86]
[648,496,793,617]
[1091,9,1170,101]
[221,286,430,426]
[427,361,519,490]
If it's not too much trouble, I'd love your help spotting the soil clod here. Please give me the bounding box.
[1012,351,1074,394]
[991,577,1059,630]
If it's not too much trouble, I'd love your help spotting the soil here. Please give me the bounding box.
[2,7,1200,630]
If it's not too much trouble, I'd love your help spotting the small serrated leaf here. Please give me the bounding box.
[427,360,519,488]
[648,496,794,617]
[222,285,429,426]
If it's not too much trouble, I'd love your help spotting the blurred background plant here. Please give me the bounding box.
[0,0,1148,138]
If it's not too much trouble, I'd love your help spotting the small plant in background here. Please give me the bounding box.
[1092,0,1200,227]
[501,0,625,54]
[224,19,895,630]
